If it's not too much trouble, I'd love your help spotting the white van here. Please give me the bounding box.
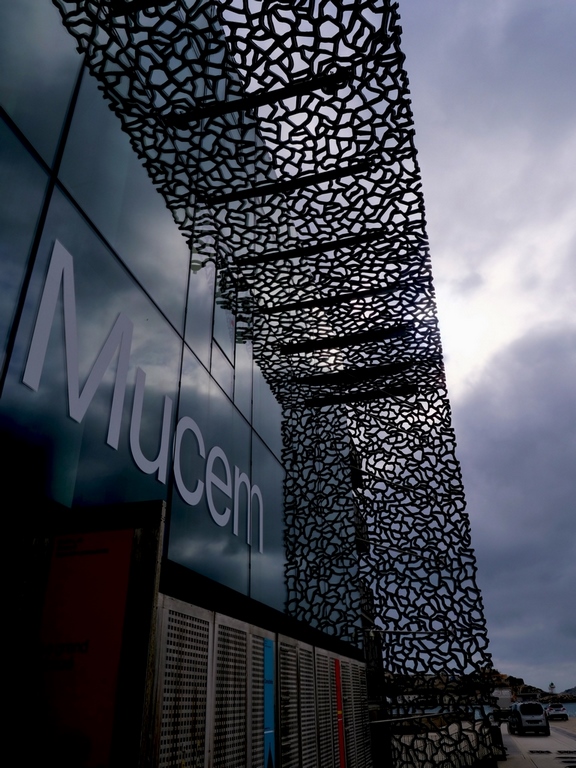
[507,702,550,736]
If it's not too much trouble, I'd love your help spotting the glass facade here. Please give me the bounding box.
[0,0,286,609]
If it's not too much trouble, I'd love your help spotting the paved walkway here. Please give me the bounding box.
[500,721,576,768]
[551,719,576,736]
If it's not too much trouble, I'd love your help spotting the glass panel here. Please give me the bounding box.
[211,343,234,400]
[250,435,286,611]
[0,188,181,508]
[234,340,253,420]
[213,280,236,361]
[185,260,215,367]
[252,362,283,460]
[59,72,189,332]
[168,348,252,595]
[0,120,48,372]
[0,1,80,164]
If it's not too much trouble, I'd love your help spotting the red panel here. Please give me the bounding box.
[40,530,133,767]
[334,659,347,768]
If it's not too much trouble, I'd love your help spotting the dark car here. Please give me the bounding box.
[546,703,569,721]
[508,702,550,736]
[491,707,512,723]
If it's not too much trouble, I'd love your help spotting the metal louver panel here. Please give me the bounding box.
[341,661,355,768]
[350,664,371,768]
[299,647,319,768]
[213,619,248,768]
[340,659,372,768]
[154,598,370,768]
[251,635,266,768]
[157,598,212,768]
[279,639,300,768]
[250,631,277,768]
[315,652,336,768]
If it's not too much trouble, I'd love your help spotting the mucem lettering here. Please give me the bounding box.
[23,240,264,551]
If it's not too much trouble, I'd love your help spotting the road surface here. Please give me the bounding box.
[501,720,576,768]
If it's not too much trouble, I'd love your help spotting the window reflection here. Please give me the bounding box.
[213,276,236,361]
[59,72,189,332]
[211,343,234,400]
[186,260,215,367]
[234,340,253,421]
[169,348,251,595]
[0,6,289,607]
[0,1,80,164]
[0,187,181,508]
[250,434,286,610]
[252,362,283,460]
[0,120,48,373]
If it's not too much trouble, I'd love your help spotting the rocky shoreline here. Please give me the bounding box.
[539,694,576,703]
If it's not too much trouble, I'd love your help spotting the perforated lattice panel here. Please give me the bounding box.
[159,608,210,768]
[315,652,336,768]
[251,635,265,768]
[279,641,300,768]
[213,623,248,768]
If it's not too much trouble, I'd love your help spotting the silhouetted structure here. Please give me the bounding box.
[1,1,495,766]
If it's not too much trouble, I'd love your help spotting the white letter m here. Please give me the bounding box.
[22,240,133,449]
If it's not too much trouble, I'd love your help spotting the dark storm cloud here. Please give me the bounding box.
[451,327,576,688]
[398,2,576,690]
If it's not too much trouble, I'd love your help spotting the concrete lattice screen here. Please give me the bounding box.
[53,0,496,763]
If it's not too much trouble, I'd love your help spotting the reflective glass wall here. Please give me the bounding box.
[0,0,286,610]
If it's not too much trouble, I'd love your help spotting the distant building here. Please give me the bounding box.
[516,686,544,702]
[493,688,513,708]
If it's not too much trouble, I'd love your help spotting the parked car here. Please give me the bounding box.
[507,702,550,736]
[490,707,512,724]
[546,703,569,721]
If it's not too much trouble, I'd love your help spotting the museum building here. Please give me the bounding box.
[0,2,493,767]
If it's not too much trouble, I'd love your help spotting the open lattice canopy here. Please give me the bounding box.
[53,0,492,684]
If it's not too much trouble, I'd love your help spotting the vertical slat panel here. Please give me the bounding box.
[351,663,371,768]
[279,639,300,768]
[341,659,356,768]
[251,632,277,768]
[153,598,370,768]
[330,658,341,766]
[156,599,212,768]
[251,635,265,768]
[315,651,336,768]
[299,647,319,768]
[333,658,347,768]
[213,621,248,768]
[334,656,373,768]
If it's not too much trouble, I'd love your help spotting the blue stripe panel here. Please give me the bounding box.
[263,638,275,768]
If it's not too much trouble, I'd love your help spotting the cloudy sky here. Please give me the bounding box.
[398,0,576,692]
